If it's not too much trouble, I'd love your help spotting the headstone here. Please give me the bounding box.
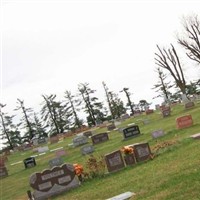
[121,114,130,120]
[72,135,88,147]
[23,143,32,151]
[32,138,39,146]
[134,143,151,162]
[49,157,64,168]
[143,119,150,125]
[24,157,36,169]
[38,137,48,145]
[122,125,141,140]
[145,109,154,115]
[29,164,80,200]
[81,145,94,155]
[107,123,116,131]
[55,149,66,157]
[50,135,59,144]
[83,131,93,138]
[91,132,109,145]
[176,115,193,129]
[134,110,141,117]
[114,121,121,127]
[162,107,171,117]
[37,146,49,153]
[0,155,8,163]
[105,150,125,173]
[151,130,165,139]
[185,101,195,109]
[155,104,160,110]
[0,165,8,178]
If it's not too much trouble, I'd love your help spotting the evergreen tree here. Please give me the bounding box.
[0,104,21,149]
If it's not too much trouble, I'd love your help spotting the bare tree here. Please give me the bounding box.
[155,44,187,100]
[178,15,200,65]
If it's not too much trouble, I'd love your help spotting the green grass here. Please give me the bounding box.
[1,103,200,200]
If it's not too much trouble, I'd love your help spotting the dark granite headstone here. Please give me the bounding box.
[91,132,109,145]
[122,125,141,140]
[107,123,116,131]
[105,150,125,173]
[29,164,80,200]
[81,145,94,155]
[134,143,151,162]
[24,157,36,169]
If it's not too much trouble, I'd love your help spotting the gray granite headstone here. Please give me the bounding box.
[30,164,80,200]
[73,136,88,147]
[81,145,94,155]
[49,157,64,168]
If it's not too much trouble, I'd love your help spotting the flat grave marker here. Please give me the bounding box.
[55,149,66,157]
[176,115,193,129]
[37,146,49,153]
[105,150,125,173]
[151,130,165,139]
[91,132,109,145]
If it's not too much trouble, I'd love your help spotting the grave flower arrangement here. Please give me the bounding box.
[73,163,84,182]
[121,146,134,155]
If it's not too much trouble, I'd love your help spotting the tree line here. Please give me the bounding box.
[1,15,200,150]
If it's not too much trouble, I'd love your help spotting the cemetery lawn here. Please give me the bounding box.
[1,103,200,200]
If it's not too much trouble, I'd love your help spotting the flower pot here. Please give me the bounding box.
[124,153,136,166]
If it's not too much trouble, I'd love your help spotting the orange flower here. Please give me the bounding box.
[73,163,84,176]
[121,146,134,155]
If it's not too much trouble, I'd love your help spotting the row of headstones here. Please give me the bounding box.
[27,142,151,200]
[1,111,195,178]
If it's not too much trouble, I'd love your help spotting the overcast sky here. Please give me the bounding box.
[1,0,200,121]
